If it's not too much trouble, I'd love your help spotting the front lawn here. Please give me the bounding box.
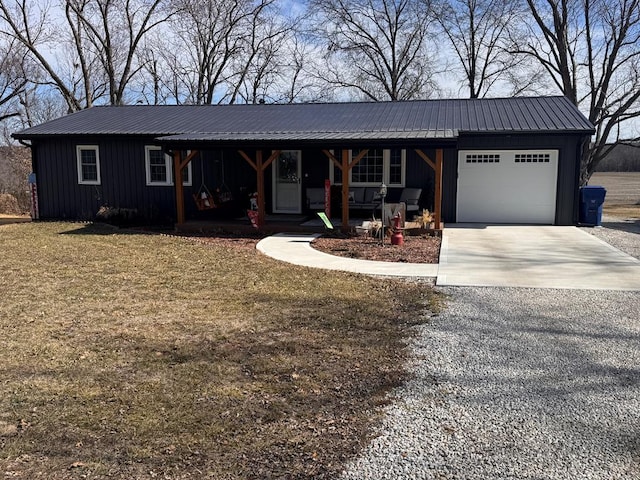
[0,222,437,479]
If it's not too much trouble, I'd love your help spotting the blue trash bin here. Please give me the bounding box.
[579,186,607,226]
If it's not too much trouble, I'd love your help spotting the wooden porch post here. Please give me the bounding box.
[434,148,443,230]
[173,149,199,226]
[173,150,185,225]
[414,148,443,231]
[322,148,369,232]
[239,149,280,229]
[256,150,266,228]
[341,149,350,232]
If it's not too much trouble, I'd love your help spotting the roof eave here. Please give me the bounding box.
[458,128,595,136]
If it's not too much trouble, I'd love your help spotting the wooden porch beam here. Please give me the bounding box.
[238,150,257,171]
[322,148,370,171]
[322,149,342,171]
[263,150,281,171]
[173,150,185,225]
[179,149,199,170]
[348,149,369,170]
[414,149,436,171]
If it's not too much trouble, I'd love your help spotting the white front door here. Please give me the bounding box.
[457,150,558,224]
[272,150,302,213]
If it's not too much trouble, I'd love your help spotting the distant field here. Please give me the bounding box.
[590,172,640,205]
[589,172,640,219]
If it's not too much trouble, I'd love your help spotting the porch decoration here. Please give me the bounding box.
[215,151,233,204]
[379,183,387,246]
[391,213,404,246]
[238,149,281,229]
[193,157,216,211]
[247,192,259,228]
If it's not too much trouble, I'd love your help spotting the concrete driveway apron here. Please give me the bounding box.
[437,224,640,290]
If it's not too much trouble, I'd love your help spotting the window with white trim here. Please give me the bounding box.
[181,150,193,186]
[77,145,101,185]
[144,146,192,186]
[352,149,384,183]
[145,146,171,185]
[329,148,405,186]
[389,148,404,184]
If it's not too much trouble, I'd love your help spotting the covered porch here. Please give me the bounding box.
[166,142,447,234]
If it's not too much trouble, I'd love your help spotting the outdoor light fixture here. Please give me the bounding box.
[379,183,387,245]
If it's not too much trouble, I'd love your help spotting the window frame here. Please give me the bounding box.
[328,148,406,187]
[145,145,173,186]
[145,146,192,187]
[181,150,193,187]
[76,145,101,185]
[143,147,193,186]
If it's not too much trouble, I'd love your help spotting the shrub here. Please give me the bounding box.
[0,193,22,215]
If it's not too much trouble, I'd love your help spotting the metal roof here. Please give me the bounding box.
[13,96,594,143]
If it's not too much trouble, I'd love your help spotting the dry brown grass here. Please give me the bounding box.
[603,204,640,219]
[0,222,438,479]
[588,173,640,220]
[590,172,640,206]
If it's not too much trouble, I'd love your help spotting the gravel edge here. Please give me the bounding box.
[339,218,640,480]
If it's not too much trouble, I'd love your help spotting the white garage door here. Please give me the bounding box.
[457,150,558,224]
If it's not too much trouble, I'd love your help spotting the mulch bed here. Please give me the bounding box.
[312,232,441,263]
[163,229,441,264]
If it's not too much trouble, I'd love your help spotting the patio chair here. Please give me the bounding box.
[399,188,422,213]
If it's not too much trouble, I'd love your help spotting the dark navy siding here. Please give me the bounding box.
[33,136,178,221]
[30,132,587,225]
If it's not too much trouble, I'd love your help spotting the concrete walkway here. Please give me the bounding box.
[257,226,640,291]
[256,233,439,278]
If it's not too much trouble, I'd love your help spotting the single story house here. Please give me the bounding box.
[13,96,594,229]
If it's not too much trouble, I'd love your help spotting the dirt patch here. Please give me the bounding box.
[313,232,441,263]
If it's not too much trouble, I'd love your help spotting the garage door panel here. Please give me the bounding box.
[457,150,558,224]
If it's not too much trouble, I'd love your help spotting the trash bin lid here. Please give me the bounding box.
[580,185,607,201]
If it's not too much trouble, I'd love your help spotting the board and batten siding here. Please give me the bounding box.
[29,131,587,225]
[32,136,181,221]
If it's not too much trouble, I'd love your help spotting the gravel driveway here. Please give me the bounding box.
[341,220,640,479]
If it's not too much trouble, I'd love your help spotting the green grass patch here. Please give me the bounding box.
[0,222,438,479]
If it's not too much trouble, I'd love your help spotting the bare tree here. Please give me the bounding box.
[278,37,335,103]
[434,0,523,98]
[0,36,28,122]
[516,0,640,183]
[163,0,277,105]
[309,0,437,101]
[0,0,172,111]
[65,0,172,106]
[0,144,30,211]
[227,3,291,104]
